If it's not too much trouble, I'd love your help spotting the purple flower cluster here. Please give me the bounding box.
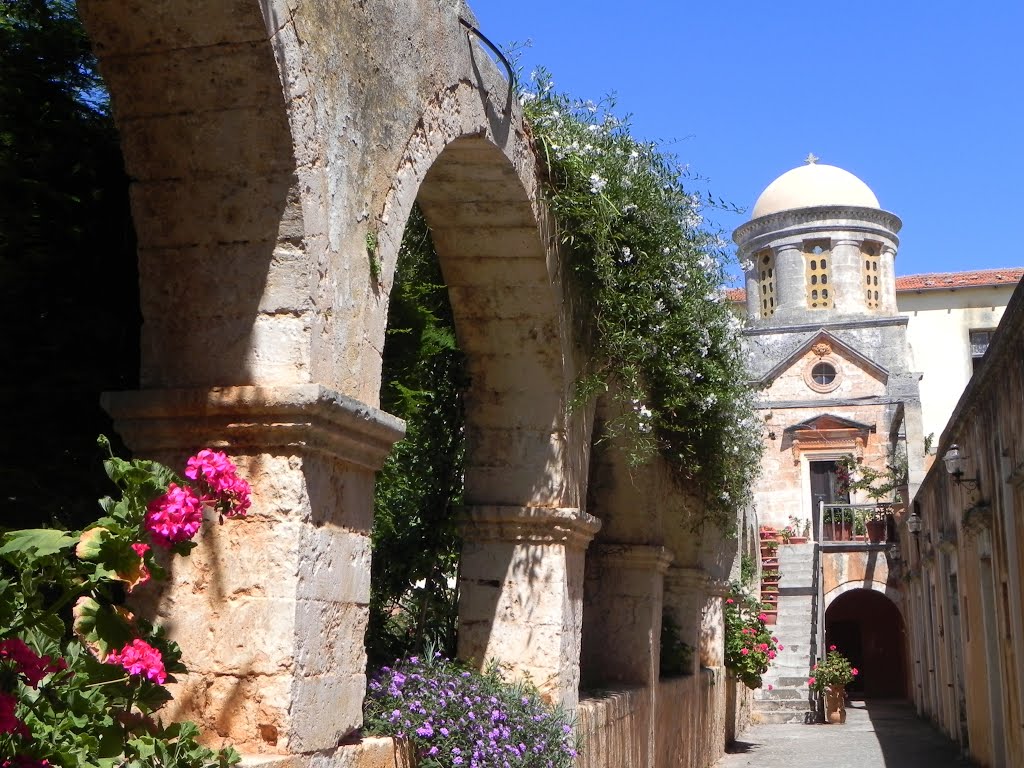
[364,655,578,767]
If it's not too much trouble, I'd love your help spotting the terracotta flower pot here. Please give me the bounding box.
[788,536,808,544]
[825,685,847,724]
[866,519,886,544]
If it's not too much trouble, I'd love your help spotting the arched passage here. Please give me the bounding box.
[825,587,907,698]
[377,131,598,708]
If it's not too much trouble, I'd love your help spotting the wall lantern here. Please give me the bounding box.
[887,542,901,560]
[942,444,981,491]
[906,511,923,536]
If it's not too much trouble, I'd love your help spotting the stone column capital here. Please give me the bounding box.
[460,505,601,550]
[595,543,673,573]
[665,565,709,592]
[103,384,405,471]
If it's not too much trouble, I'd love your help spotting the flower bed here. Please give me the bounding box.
[365,654,578,767]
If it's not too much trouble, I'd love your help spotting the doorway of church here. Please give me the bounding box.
[825,588,907,698]
[810,459,850,539]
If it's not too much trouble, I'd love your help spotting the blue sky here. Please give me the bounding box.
[470,1,1024,277]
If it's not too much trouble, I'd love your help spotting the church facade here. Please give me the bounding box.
[730,160,1022,721]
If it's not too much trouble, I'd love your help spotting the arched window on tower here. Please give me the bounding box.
[756,248,776,318]
[862,241,880,310]
[804,240,833,309]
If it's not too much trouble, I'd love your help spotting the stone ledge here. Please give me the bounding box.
[103,384,406,471]
[459,505,601,548]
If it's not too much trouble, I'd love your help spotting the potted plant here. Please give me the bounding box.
[760,538,779,557]
[761,568,780,586]
[822,508,853,541]
[866,506,889,543]
[809,646,859,724]
[787,515,809,544]
[778,525,793,544]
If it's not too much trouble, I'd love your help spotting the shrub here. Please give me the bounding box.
[0,437,244,767]
[809,646,858,693]
[364,654,578,767]
[521,70,763,532]
[723,585,781,689]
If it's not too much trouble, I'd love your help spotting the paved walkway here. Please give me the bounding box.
[715,700,976,767]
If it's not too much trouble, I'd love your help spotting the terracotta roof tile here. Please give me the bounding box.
[895,268,1024,292]
[725,267,1024,303]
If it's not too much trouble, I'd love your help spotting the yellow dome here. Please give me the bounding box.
[752,163,880,219]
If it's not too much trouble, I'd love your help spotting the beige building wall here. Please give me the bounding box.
[899,284,1016,444]
[902,280,1024,767]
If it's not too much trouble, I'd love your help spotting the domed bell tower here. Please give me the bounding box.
[733,156,902,326]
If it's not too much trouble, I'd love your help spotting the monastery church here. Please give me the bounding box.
[730,158,1022,739]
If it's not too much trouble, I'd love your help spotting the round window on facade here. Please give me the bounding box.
[811,362,836,386]
[804,357,843,393]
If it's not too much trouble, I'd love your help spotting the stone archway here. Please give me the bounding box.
[83,0,599,755]
[825,586,907,699]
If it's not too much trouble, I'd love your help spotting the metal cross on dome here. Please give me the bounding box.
[805,152,820,164]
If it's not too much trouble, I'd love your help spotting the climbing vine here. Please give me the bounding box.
[521,70,762,529]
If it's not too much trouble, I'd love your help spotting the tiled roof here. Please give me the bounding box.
[895,268,1024,292]
[725,268,1024,303]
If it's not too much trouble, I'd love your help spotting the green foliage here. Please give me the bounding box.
[836,447,908,502]
[739,553,756,586]
[522,71,762,530]
[659,613,693,678]
[366,231,380,282]
[723,584,779,690]
[809,647,858,692]
[0,0,139,531]
[0,443,239,767]
[368,206,467,666]
[364,654,579,767]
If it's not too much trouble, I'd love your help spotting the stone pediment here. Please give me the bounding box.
[784,413,875,463]
[786,413,876,433]
[753,329,889,389]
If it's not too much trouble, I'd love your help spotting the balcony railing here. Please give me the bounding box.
[818,502,898,544]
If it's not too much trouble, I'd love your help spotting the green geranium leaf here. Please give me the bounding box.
[0,528,80,558]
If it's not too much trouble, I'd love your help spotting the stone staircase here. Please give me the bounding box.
[754,542,819,723]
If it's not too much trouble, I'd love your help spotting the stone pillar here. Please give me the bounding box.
[745,263,761,320]
[700,580,729,669]
[772,242,805,319]
[880,244,899,314]
[457,506,600,711]
[830,237,863,315]
[582,545,673,686]
[103,384,404,757]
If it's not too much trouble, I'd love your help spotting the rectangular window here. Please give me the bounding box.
[804,240,833,309]
[756,248,776,318]
[862,241,880,310]
[970,329,995,373]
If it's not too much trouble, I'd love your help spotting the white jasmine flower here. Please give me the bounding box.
[589,173,607,194]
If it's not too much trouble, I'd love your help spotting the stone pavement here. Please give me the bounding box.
[714,699,977,767]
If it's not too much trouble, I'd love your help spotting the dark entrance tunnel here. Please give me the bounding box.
[825,588,907,699]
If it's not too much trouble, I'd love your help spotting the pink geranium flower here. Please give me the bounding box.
[185,449,251,518]
[145,483,203,548]
[105,639,167,685]
[851,667,859,676]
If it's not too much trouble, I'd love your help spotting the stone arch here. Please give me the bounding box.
[78,0,314,390]
[824,586,908,699]
[824,579,903,613]
[358,42,595,706]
